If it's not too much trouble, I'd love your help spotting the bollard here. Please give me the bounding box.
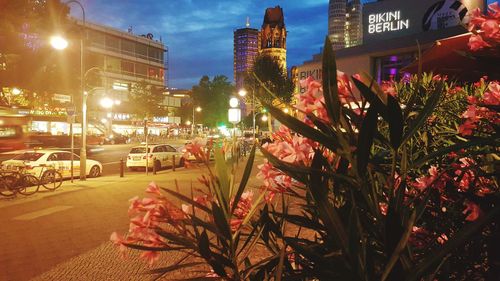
[172,155,176,172]
[120,158,124,177]
[153,157,157,175]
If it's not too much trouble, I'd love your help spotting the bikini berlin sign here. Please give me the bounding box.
[368,11,410,34]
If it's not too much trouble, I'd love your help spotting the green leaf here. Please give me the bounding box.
[401,82,443,145]
[322,36,341,125]
[352,75,387,118]
[198,230,211,259]
[387,95,404,149]
[357,107,378,175]
[212,203,231,240]
[406,203,500,281]
[160,187,211,214]
[214,147,230,212]
[309,150,349,254]
[231,144,256,214]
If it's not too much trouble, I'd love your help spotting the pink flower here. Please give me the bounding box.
[463,200,481,221]
[379,202,388,216]
[468,34,492,51]
[483,82,500,105]
[145,181,161,196]
[140,251,160,265]
[380,81,397,97]
[437,233,448,244]
[481,19,500,38]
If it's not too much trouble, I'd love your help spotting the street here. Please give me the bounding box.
[0,152,263,281]
[0,139,188,177]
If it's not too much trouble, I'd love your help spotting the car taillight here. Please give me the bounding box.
[25,165,33,170]
[142,155,153,159]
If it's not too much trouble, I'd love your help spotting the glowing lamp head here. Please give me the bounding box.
[11,88,21,95]
[229,97,239,108]
[50,35,69,50]
[238,89,247,97]
[261,115,268,122]
[186,120,192,126]
[100,97,114,109]
[195,106,202,112]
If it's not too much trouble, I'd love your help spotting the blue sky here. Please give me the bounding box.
[73,0,496,89]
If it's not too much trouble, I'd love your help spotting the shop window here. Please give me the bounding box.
[374,53,416,82]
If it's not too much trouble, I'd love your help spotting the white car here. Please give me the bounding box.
[126,144,185,171]
[0,150,103,178]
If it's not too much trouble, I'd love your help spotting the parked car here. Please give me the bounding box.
[126,144,184,171]
[0,149,103,178]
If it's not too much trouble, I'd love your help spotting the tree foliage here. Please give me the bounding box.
[243,55,294,105]
[128,80,166,119]
[191,75,234,127]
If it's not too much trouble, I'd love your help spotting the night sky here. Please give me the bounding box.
[72,0,496,89]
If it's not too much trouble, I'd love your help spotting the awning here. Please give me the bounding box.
[401,33,500,81]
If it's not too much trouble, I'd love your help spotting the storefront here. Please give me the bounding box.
[294,0,487,85]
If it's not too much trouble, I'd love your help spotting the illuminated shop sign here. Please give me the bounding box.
[368,11,410,34]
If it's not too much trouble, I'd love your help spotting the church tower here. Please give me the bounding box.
[260,6,287,72]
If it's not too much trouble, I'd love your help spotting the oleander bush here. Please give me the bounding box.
[111,5,500,280]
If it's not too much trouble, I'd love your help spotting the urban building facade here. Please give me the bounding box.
[233,19,260,90]
[328,0,363,50]
[260,6,287,72]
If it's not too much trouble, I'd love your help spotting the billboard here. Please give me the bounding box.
[363,0,485,44]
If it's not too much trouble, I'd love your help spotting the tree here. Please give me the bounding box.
[128,80,166,119]
[244,55,294,104]
[191,75,234,127]
[0,0,71,95]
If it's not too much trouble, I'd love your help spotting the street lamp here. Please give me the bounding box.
[51,0,87,180]
[238,88,256,142]
[192,106,202,137]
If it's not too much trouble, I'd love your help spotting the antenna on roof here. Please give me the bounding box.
[246,16,250,27]
[128,26,133,33]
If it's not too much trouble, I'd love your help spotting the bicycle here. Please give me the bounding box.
[0,170,39,197]
[37,164,63,191]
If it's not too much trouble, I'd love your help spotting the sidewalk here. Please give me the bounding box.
[5,154,260,281]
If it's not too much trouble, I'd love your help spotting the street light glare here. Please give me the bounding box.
[261,114,268,122]
[100,97,114,108]
[238,89,247,97]
[11,88,22,95]
[50,35,69,50]
[195,106,202,112]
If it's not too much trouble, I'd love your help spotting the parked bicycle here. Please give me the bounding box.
[37,164,63,191]
[0,170,39,197]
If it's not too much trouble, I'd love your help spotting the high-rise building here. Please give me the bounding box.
[233,18,260,90]
[346,0,363,47]
[328,0,363,50]
[260,6,287,72]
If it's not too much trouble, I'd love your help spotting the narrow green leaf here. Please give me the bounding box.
[322,36,341,125]
[212,203,231,240]
[352,75,387,118]
[387,95,404,149]
[198,230,211,259]
[275,246,286,281]
[160,187,211,214]
[309,150,349,254]
[214,147,230,212]
[231,144,256,214]
[357,107,377,175]
[401,82,443,145]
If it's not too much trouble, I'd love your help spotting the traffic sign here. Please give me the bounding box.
[66,105,76,116]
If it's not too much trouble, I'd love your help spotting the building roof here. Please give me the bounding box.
[262,6,285,28]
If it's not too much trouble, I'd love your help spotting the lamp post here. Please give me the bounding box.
[192,106,201,137]
[50,0,87,180]
[238,88,255,142]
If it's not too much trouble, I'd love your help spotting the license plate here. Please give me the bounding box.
[133,157,141,161]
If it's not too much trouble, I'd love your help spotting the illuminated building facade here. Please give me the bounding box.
[233,19,260,90]
[329,0,363,50]
[260,6,287,72]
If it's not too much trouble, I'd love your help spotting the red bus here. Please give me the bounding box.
[0,107,28,153]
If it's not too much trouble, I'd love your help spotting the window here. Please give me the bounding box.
[164,145,176,152]
[105,57,120,72]
[105,35,119,51]
[13,153,44,161]
[136,63,148,77]
[153,146,164,153]
[148,67,159,80]
[87,53,105,69]
[0,126,21,139]
[121,60,134,74]
[136,44,147,59]
[58,152,72,161]
[148,47,160,62]
[47,153,59,161]
[88,30,105,47]
[121,39,135,55]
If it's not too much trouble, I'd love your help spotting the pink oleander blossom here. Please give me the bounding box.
[463,200,481,221]
[230,191,253,231]
[145,181,161,196]
[468,34,492,51]
[483,81,500,105]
